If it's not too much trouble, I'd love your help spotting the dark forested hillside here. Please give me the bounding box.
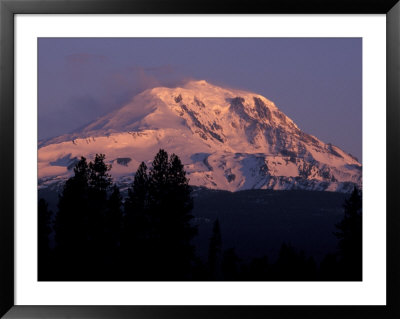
[39,183,349,273]
[190,188,347,263]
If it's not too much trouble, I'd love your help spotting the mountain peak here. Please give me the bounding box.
[184,79,210,87]
[38,81,362,193]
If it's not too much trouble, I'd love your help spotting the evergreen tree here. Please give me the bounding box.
[54,154,113,279]
[222,248,240,280]
[87,154,112,277]
[168,153,194,215]
[319,253,339,280]
[208,218,222,280]
[334,187,362,280]
[101,184,123,278]
[122,162,150,277]
[274,243,317,281]
[87,153,112,232]
[148,149,169,209]
[165,153,196,277]
[146,149,196,279]
[89,153,112,193]
[55,156,90,251]
[124,162,149,235]
[38,198,52,254]
[38,198,52,279]
[246,256,270,281]
[126,162,148,214]
[146,149,169,275]
[53,150,197,280]
[54,156,90,279]
[106,185,123,245]
[275,243,298,280]
[307,256,317,280]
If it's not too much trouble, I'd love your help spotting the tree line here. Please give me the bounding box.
[38,149,362,281]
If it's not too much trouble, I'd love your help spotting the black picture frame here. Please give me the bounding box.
[1,0,399,318]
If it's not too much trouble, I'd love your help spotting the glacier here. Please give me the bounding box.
[38,80,361,193]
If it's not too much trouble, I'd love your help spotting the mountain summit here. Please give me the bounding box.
[38,80,361,192]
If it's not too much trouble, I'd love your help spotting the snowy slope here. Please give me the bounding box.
[38,80,361,193]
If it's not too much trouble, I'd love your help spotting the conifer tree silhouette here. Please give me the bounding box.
[335,187,362,280]
[319,253,339,281]
[275,243,314,280]
[124,162,149,241]
[55,156,90,279]
[122,150,196,280]
[89,153,112,193]
[164,153,196,278]
[87,154,112,275]
[146,150,196,279]
[208,218,222,280]
[122,161,150,278]
[246,256,270,281]
[38,198,52,279]
[222,248,240,280]
[106,184,123,247]
[104,184,123,277]
[52,150,198,280]
[275,243,297,280]
[54,154,113,279]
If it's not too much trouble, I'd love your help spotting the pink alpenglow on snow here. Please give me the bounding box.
[38,81,361,193]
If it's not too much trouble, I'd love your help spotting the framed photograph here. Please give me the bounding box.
[1,0,399,318]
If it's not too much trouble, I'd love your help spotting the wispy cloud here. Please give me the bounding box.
[144,65,175,75]
[65,53,108,66]
[40,59,198,139]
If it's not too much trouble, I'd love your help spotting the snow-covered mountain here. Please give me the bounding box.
[38,80,361,193]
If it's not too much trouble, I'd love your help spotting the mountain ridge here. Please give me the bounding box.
[38,80,361,193]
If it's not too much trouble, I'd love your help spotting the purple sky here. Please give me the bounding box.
[38,38,362,161]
